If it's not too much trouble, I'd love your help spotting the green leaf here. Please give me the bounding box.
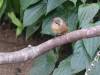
[78,3,99,26]
[16,27,23,36]
[26,24,40,39]
[53,56,73,75]
[71,41,90,73]
[67,9,78,32]
[41,16,53,35]
[83,37,100,58]
[46,0,66,13]
[8,12,23,27]
[0,0,3,8]
[0,0,6,19]
[82,22,100,58]
[86,59,100,75]
[69,0,77,6]
[23,3,46,27]
[8,12,23,36]
[29,51,57,75]
[20,0,40,10]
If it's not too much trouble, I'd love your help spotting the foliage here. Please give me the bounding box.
[0,0,3,9]
[71,41,90,73]
[8,12,23,36]
[29,51,58,75]
[53,56,72,75]
[0,0,100,75]
[0,0,6,19]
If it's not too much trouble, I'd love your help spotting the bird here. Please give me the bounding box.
[51,17,68,36]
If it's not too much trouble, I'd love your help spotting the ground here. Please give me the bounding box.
[0,23,48,75]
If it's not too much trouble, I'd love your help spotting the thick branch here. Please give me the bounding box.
[0,26,100,64]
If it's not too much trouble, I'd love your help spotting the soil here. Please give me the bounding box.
[0,23,48,75]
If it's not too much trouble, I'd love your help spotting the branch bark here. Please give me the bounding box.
[0,26,100,64]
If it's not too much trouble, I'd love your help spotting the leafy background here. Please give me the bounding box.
[0,0,100,75]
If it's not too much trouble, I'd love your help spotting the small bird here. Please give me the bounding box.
[51,17,68,36]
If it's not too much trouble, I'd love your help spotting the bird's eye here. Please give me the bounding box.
[55,20,60,25]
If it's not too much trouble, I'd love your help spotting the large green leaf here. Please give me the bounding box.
[83,37,100,58]
[0,0,3,8]
[78,3,99,27]
[41,16,53,35]
[86,58,100,75]
[0,0,6,19]
[46,0,66,13]
[20,0,40,10]
[71,41,90,73]
[67,9,78,32]
[82,22,100,58]
[8,12,23,36]
[26,24,40,39]
[53,57,73,75]
[29,51,57,75]
[8,12,22,27]
[23,3,46,27]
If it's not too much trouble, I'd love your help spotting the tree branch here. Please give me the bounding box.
[0,26,100,64]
